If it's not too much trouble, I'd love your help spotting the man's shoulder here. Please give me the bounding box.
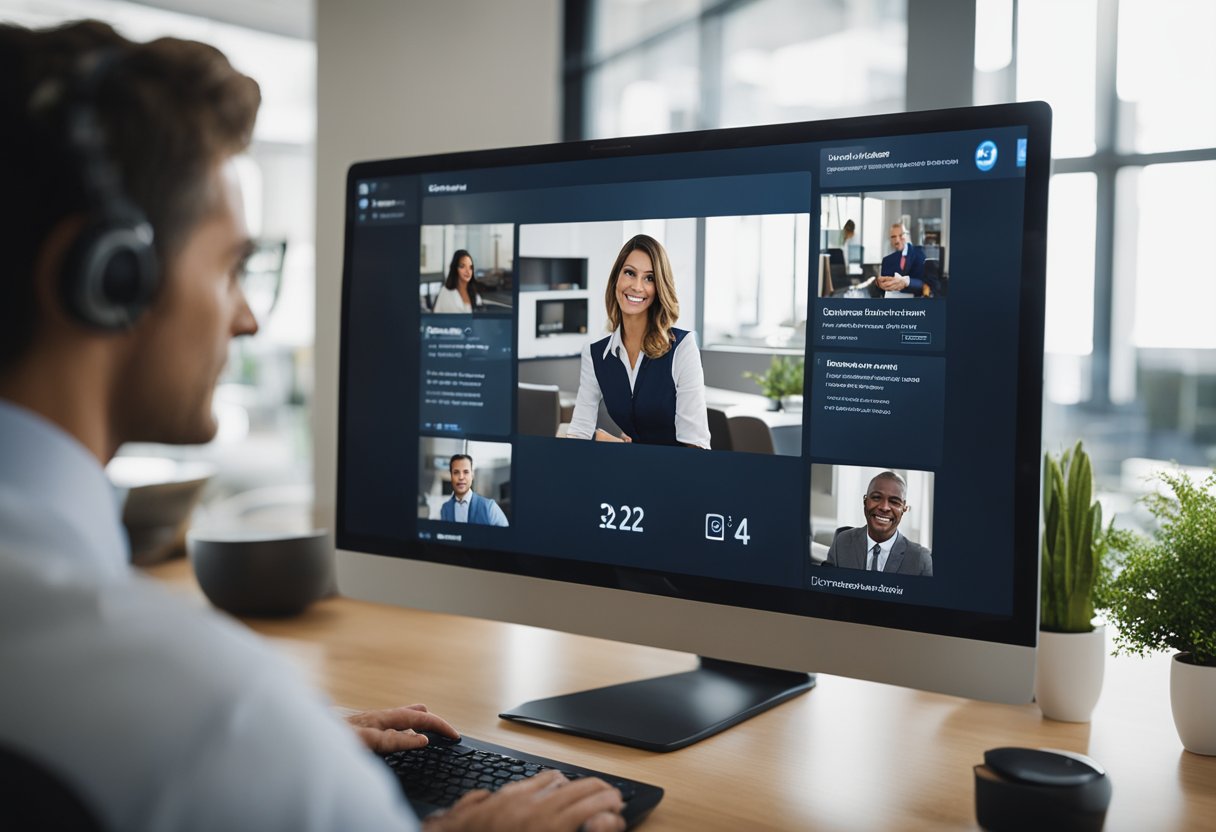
[838,526,868,544]
[896,534,931,563]
[472,492,501,508]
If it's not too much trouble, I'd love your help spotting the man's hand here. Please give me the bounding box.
[422,770,625,832]
[345,704,459,754]
[876,273,911,292]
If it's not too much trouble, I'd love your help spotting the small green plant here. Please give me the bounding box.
[1104,469,1216,668]
[1041,441,1110,633]
[743,355,804,401]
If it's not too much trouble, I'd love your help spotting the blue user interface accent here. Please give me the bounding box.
[975,140,998,172]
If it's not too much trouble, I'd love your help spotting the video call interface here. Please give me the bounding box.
[341,124,1034,624]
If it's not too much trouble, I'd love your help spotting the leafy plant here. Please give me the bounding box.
[1104,469,1216,668]
[743,356,804,401]
[1041,441,1111,633]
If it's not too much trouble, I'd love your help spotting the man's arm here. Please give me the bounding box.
[824,536,840,567]
[903,248,929,294]
[487,499,509,527]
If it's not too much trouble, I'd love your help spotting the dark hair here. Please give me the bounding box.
[443,249,481,305]
[0,20,260,371]
[868,470,908,494]
[603,234,680,360]
[449,453,473,470]
[843,219,855,235]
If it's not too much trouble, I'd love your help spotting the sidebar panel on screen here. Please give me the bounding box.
[341,175,421,541]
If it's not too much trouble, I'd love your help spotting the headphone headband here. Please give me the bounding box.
[36,48,160,330]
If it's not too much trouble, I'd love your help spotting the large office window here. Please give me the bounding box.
[571,0,907,139]
[1017,0,1216,482]
[568,0,1216,492]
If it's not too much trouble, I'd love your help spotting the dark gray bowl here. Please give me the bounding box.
[188,530,331,617]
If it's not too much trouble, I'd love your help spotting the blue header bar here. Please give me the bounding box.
[819,127,1029,188]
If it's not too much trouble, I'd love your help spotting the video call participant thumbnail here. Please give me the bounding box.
[878,222,939,297]
[566,234,711,448]
[825,471,933,576]
[432,249,483,314]
[440,454,509,526]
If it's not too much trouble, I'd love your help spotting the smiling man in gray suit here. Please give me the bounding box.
[826,471,933,576]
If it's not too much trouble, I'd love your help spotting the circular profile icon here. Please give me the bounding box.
[975,140,999,172]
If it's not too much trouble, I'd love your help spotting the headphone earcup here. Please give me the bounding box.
[61,218,158,330]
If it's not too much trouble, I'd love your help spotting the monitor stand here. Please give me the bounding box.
[499,657,815,752]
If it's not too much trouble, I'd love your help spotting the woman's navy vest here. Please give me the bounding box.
[589,329,687,446]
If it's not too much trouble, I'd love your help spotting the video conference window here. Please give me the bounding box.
[818,189,950,299]
[515,218,806,455]
[810,464,935,577]
[345,120,1042,616]
[420,223,515,313]
[418,438,512,527]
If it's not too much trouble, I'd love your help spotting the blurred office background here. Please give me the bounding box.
[4,0,1213,530]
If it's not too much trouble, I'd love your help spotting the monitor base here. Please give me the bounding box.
[499,657,815,752]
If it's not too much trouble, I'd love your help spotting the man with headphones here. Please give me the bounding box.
[0,20,624,832]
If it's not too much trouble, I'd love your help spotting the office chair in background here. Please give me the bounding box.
[727,416,774,455]
[706,408,733,451]
[517,383,561,437]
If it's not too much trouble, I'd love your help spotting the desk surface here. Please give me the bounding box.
[146,558,1215,831]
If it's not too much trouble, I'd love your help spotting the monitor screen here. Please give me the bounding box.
[337,103,1051,722]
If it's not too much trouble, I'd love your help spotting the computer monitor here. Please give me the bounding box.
[336,103,1051,751]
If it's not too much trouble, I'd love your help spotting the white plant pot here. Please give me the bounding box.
[1171,653,1216,755]
[1035,626,1106,722]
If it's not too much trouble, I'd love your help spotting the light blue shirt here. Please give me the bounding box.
[0,400,418,832]
[452,493,470,523]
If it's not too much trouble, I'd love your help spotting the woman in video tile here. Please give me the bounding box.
[567,234,711,447]
[432,249,483,313]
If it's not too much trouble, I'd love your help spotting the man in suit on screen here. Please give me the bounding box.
[878,223,938,297]
[826,471,933,576]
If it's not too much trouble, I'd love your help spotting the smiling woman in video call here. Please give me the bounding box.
[432,249,481,313]
[566,234,711,448]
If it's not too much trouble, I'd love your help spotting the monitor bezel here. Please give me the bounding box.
[336,102,1050,656]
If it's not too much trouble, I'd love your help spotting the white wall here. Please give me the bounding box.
[314,0,562,528]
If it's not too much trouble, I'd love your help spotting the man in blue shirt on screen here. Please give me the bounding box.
[441,454,509,526]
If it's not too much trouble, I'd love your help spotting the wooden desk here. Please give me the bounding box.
[145,558,1215,830]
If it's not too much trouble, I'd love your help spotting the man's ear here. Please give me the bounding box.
[30,215,86,327]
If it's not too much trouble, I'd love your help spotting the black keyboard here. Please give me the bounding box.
[382,733,663,828]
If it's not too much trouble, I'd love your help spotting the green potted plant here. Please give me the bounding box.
[1104,468,1216,755]
[1036,441,1111,722]
[743,355,804,412]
